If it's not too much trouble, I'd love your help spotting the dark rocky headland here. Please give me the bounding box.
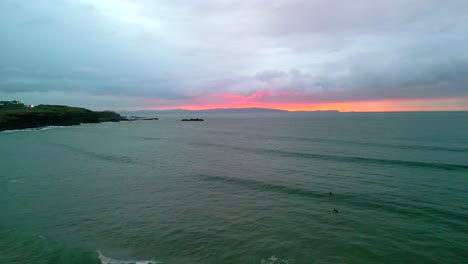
[0,104,123,132]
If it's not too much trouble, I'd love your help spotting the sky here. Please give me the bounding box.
[1,0,468,111]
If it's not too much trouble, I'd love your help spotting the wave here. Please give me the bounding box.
[204,129,468,153]
[40,125,71,130]
[191,142,468,171]
[0,128,38,133]
[0,228,101,263]
[7,179,24,184]
[98,251,161,264]
[0,125,73,133]
[196,173,324,199]
[267,135,468,153]
[0,229,159,263]
[50,143,142,165]
[195,173,467,230]
[0,176,24,185]
[139,136,171,142]
[260,255,294,264]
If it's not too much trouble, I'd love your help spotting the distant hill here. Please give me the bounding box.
[290,110,340,113]
[119,107,339,115]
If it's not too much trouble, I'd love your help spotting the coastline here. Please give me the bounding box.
[0,125,84,133]
[0,105,123,132]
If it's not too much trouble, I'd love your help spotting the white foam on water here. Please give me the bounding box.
[0,128,37,133]
[0,126,72,133]
[260,255,294,264]
[8,179,23,184]
[40,126,70,130]
[98,251,161,264]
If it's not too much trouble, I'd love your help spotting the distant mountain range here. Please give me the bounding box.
[118,107,340,115]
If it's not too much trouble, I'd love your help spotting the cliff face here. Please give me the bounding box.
[95,110,122,122]
[0,105,122,131]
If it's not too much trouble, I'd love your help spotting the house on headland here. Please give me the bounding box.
[0,100,29,109]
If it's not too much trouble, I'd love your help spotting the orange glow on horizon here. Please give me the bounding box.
[145,96,468,112]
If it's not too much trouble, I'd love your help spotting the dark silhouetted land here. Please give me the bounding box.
[0,105,122,132]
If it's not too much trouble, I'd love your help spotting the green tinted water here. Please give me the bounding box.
[1,113,467,263]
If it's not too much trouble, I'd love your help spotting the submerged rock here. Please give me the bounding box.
[122,116,159,121]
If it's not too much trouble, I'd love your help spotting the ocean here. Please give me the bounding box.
[1,112,467,263]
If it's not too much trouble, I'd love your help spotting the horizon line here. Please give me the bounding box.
[115,107,468,113]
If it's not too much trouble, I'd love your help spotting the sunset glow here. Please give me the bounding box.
[145,94,468,112]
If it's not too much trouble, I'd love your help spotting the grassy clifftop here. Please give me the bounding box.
[0,105,122,131]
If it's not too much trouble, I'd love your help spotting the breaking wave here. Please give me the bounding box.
[98,251,161,264]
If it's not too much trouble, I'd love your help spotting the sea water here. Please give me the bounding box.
[1,112,467,263]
